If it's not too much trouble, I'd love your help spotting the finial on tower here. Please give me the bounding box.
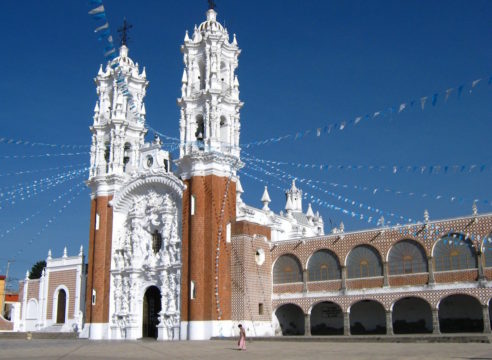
[117,18,133,46]
[208,0,216,10]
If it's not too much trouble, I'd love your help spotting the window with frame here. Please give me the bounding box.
[433,233,477,271]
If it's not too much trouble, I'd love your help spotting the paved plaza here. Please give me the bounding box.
[0,339,491,360]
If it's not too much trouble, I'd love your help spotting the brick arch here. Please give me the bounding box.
[385,237,429,261]
[347,297,386,313]
[272,252,303,269]
[306,248,341,281]
[390,295,432,311]
[344,243,383,267]
[273,301,307,315]
[307,299,343,315]
[272,253,303,284]
[436,292,483,308]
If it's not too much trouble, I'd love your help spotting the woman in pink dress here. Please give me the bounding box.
[237,324,246,350]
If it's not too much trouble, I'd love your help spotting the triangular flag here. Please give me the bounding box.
[354,116,362,124]
[420,96,427,110]
[398,103,406,113]
[88,5,105,15]
[445,88,453,102]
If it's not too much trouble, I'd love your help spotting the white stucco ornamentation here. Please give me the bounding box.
[110,175,185,340]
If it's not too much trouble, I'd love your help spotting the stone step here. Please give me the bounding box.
[0,332,78,340]
[212,334,491,343]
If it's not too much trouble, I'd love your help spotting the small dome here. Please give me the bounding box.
[110,45,135,68]
[198,9,225,34]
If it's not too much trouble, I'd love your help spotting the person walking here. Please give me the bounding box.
[237,324,246,350]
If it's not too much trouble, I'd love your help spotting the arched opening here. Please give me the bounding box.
[388,240,428,275]
[104,142,111,173]
[273,254,303,284]
[433,233,477,271]
[310,302,343,335]
[439,294,483,333]
[142,286,162,338]
[392,297,432,334]
[195,114,204,149]
[56,289,67,324]
[347,245,383,279]
[123,142,131,172]
[152,230,162,254]
[198,61,205,90]
[350,300,386,335]
[307,249,341,281]
[219,116,228,146]
[274,304,305,335]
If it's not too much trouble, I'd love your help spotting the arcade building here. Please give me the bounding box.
[9,7,492,340]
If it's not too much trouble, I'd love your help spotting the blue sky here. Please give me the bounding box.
[0,0,491,287]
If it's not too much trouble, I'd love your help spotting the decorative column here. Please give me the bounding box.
[343,312,350,336]
[477,251,486,283]
[432,308,440,334]
[302,269,308,293]
[304,314,311,336]
[482,305,491,334]
[427,257,435,285]
[383,262,390,287]
[385,310,393,335]
[341,266,347,292]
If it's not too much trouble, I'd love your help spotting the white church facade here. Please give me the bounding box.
[10,6,492,340]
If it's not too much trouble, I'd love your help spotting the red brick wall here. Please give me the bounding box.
[273,283,303,294]
[307,280,342,292]
[231,235,272,321]
[232,221,271,240]
[389,273,429,287]
[85,195,113,324]
[180,176,236,322]
[46,270,77,320]
[434,269,478,283]
[346,277,384,290]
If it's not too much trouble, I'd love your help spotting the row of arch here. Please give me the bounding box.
[274,235,491,283]
[275,294,491,335]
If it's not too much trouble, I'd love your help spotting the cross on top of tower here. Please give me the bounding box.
[117,18,133,46]
[208,0,216,10]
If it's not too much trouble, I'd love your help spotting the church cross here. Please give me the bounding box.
[117,18,133,46]
[208,0,216,10]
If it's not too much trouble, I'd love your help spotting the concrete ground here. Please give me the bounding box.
[0,339,491,360]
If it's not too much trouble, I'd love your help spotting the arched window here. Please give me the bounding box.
[433,233,477,271]
[104,142,111,173]
[273,254,302,284]
[123,142,131,172]
[307,250,341,281]
[152,230,162,254]
[388,240,428,275]
[347,245,383,279]
[483,233,492,268]
[195,115,204,145]
[220,116,228,145]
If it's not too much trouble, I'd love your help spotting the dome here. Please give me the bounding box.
[198,9,226,34]
[110,45,135,68]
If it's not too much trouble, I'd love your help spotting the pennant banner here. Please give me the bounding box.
[0,136,88,149]
[242,74,491,148]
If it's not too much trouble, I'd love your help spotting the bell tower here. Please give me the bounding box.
[85,43,148,339]
[176,6,243,339]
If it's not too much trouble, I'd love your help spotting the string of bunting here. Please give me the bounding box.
[242,169,395,226]
[0,152,88,159]
[0,163,88,178]
[0,136,88,149]
[244,153,491,207]
[246,156,491,175]
[0,167,88,194]
[13,182,87,258]
[242,170,487,243]
[0,169,87,208]
[0,179,85,240]
[244,159,411,224]
[243,73,492,148]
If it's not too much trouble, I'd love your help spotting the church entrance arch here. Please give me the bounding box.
[142,286,162,338]
[350,300,386,335]
[310,301,343,335]
[438,294,483,333]
[56,289,67,324]
[274,304,305,335]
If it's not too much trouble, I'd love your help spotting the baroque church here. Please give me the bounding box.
[9,6,492,340]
